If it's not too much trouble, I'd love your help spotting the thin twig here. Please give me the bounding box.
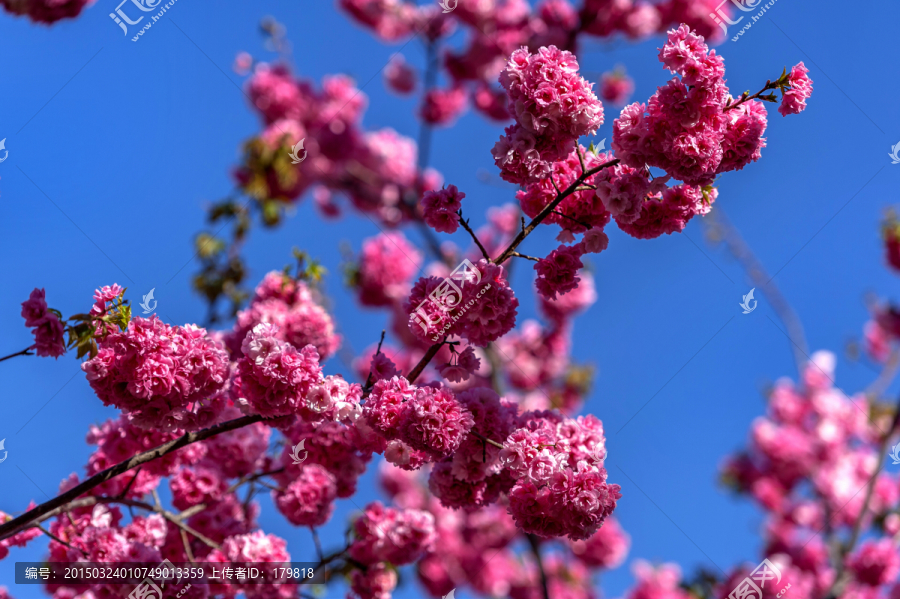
[180,529,196,563]
[470,430,505,450]
[363,330,387,394]
[458,213,491,261]
[526,534,551,599]
[494,159,619,266]
[0,347,34,363]
[551,210,593,230]
[509,251,540,262]
[36,524,88,558]
[310,527,324,562]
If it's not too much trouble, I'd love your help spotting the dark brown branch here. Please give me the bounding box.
[405,341,445,384]
[526,534,551,599]
[470,430,505,450]
[0,414,265,542]
[509,251,540,262]
[458,213,491,261]
[0,347,34,363]
[723,78,781,111]
[494,159,618,266]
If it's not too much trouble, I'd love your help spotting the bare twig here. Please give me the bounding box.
[180,529,196,563]
[526,534,551,599]
[363,330,387,393]
[470,430,505,450]
[509,251,541,262]
[36,524,87,558]
[458,213,491,261]
[0,347,34,363]
[310,527,324,562]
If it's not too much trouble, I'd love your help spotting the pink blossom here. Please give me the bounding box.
[348,501,436,566]
[422,185,465,233]
[779,62,813,117]
[350,562,398,599]
[600,70,635,106]
[278,417,371,497]
[236,323,324,419]
[0,0,94,23]
[420,87,468,126]
[226,272,341,360]
[568,517,630,569]
[208,531,293,599]
[169,465,227,511]
[534,244,585,300]
[384,54,416,94]
[356,232,423,306]
[492,45,603,184]
[82,316,229,431]
[273,463,337,526]
[848,540,900,586]
[405,259,519,347]
[21,288,66,358]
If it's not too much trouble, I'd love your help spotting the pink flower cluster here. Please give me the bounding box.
[239,65,441,226]
[82,315,230,431]
[0,506,42,561]
[225,271,341,361]
[421,185,465,234]
[492,46,604,184]
[405,259,519,347]
[0,0,94,23]
[384,54,416,94]
[273,463,337,526]
[235,322,324,419]
[355,232,423,306]
[420,87,468,126]
[534,244,585,300]
[208,531,294,599]
[613,25,770,186]
[617,184,717,240]
[600,69,634,106]
[779,62,813,117]
[501,411,621,540]
[364,376,475,463]
[348,501,437,566]
[20,287,66,358]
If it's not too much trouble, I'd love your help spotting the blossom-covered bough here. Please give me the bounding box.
[0,2,822,599]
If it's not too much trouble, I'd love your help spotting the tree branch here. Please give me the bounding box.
[458,213,491,261]
[0,347,34,363]
[0,414,265,542]
[526,534,551,599]
[494,159,618,266]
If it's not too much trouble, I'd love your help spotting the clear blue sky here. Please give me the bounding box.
[1,0,899,597]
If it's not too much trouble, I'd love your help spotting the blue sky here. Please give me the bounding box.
[1,0,899,597]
